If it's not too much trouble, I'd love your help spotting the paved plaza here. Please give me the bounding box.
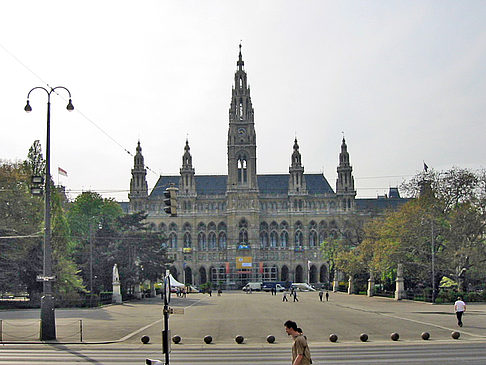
[1,291,486,346]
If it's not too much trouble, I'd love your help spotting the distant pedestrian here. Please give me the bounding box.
[218,288,222,296]
[208,288,212,297]
[319,290,323,301]
[283,291,288,302]
[454,296,466,327]
[325,291,329,301]
[284,320,312,365]
[293,291,298,302]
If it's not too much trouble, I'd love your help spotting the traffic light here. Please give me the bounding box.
[31,175,44,196]
[163,186,178,216]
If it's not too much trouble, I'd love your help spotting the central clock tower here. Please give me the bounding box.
[227,44,258,193]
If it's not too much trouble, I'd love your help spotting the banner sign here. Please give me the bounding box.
[236,256,252,269]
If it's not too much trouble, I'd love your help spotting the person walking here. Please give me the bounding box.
[284,320,312,365]
[318,290,323,301]
[454,296,466,327]
[325,291,329,301]
[293,290,299,302]
[283,291,288,302]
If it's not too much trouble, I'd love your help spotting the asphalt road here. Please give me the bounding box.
[2,342,486,364]
[1,291,486,345]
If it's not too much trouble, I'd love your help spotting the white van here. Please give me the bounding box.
[291,283,316,291]
[242,282,262,291]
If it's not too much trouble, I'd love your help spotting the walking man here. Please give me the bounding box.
[283,291,289,302]
[318,290,323,301]
[293,290,299,302]
[284,320,312,365]
[454,296,466,327]
[325,291,329,301]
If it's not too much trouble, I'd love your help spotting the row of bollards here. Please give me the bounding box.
[141,331,461,344]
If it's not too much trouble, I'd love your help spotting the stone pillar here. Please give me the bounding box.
[112,264,122,304]
[332,270,339,292]
[367,272,375,297]
[395,263,405,300]
[347,276,354,295]
[150,281,156,298]
[133,283,142,299]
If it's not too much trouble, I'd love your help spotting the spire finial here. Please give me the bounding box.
[237,42,244,70]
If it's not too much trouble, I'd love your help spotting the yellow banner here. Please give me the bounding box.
[236,256,252,269]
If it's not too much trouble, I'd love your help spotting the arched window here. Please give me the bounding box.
[218,222,227,232]
[309,230,317,248]
[319,231,327,243]
[159,223,167,232]
[280,231,288,248]
[238,154,247,184]
[169,232,177,249]
[270,231,278,248]
[183,232,192,248]
[198,232,207,250]
[170,223,178,232]
[218,232,227,250]
[208,232,217,250]
[208,222,216,231]
[260,232,269,248]
[295,230,303,248]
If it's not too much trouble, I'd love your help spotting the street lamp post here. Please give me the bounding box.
[25,86,74,341]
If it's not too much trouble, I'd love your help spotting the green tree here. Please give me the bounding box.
[67,191,123,293]
[0,160,43,296]
[51,189,85,298]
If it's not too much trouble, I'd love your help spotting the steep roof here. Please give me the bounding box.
[355,197,411,213]
[149,173,334,198]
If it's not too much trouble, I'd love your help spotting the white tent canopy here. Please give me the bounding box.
[168,274,185,288]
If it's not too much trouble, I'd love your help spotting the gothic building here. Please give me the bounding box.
[127,45,401,288]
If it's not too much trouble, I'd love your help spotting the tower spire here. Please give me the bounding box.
[180,139,196,196]
[227,44,257,192]
[289,138,306,195]
[129,140,148,212]
[237,43,244,71]
[336,136,356,211]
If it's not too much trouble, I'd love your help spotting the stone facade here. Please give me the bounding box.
[127,45,401,289]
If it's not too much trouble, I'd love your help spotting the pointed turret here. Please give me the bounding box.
[227,44,258,192]
[129,141,148,212]
[179,139,196,196]
[336,137,356,210]
[288,138,307,195]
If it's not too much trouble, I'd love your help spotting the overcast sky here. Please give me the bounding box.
[1,1,485,201]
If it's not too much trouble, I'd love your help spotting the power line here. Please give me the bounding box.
[0,41,160,179]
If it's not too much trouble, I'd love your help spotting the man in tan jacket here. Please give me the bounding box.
[284,320,312,365]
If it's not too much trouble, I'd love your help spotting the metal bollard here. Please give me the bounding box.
[79,319,83,342]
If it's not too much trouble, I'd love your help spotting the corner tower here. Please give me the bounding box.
[336,137,356,211]
[227,44,258,192]
[288,138,307,195]
[129,141,148,212]
[179,139,196,196]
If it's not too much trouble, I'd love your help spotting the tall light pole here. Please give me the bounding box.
[25,86,74,341]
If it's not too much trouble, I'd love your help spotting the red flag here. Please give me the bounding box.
[58,167,68,177]
[259,262,264,274]
[225,262,230,274]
